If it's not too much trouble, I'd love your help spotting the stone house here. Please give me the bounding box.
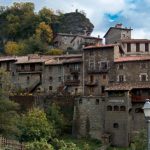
[104,24,132,45]
[53,33,102,51]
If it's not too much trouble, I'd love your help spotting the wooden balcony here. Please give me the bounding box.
[131,95,150,102]
[64,79,80,86]
[70,68,80,74]
[85,80,98,86]
[87,68,108,74]
[16,67,42,73]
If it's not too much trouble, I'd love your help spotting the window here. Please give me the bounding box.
[89,87,94,95]
[120,106,126,111]
[103,74,106,79]
[101,62,108,69]
[127,43,131,52]
[89,59,94,70]
[21,65,25,70]
[95,99,99,105]
[79,98,82,104]
[49,86,52,91]
[101,86,105,94]
[140,73,148,81]
[140,63,147,69]
[27,76,30,82]
[107,105,112,111]
[118,64,124,70]
[49,76,53,82]
[113,123,119,128]
[89,51,94,56]
[117,75,126,82]
[114,105,119,111]
[145,43,149,52]
[58,77,61,82]
[90,75,94,82]
[136,43,140,52]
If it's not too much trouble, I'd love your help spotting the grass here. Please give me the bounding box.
[59,134,102,150]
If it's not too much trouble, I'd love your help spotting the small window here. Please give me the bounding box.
[79,98,82,104]
[120,106,126,111]
[49,86,52,91]
[127,43,131,52]
[101,62,108,69]
[89,51,94,56]
[118,75,125,82]
[114,105,119,111]
[96,99,99,105]
[140,73,148,81]
[103,74,106,79]
[49,76,53,82]
[136,43,140,52]
[107,105,112,111]
[113,123,119,128]
[58,77,61,82]
[140,63,147,69]
[145,43,149,52]
[118,64,124,70]
[101,86,105,94]
[27,76,30,82]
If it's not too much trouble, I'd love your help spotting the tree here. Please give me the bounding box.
[4,41,24,55]
[19,108,55,142]
[35,22,53,44]
[0,69,19,138]
[26,139,54,150]
[46,103,65,136]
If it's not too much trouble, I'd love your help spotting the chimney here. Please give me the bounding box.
[115,23,122,28]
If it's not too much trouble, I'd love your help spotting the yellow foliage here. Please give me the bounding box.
[35,22,53,44]
[4,41,24,55]
[47,48,64,55]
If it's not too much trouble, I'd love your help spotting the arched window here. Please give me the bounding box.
[120,106,126,111]
[107,105,112,111]
[114,105,119,111]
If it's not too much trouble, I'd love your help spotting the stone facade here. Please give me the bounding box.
[54,33,102,51]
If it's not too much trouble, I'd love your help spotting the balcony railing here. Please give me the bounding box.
[87,68,108,74]
[70,68,80,74]
[16,67,42,73]
[85,80,98,86]
[64,79,80,86]
[131,95,150,102]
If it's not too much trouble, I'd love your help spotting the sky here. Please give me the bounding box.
[1,0,150,39]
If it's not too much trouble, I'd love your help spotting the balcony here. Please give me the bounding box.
[70,68,80,74]
[131,95,150,102]
[87,68,108,74]
[16,67,42,73]
[85,80,98,86]
[64,79,80,86]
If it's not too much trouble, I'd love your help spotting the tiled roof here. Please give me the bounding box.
[63,58,82,64]
[106,82,150,91]
[0,57,17,62]
[121,39,150,43]
[115,56,150,63]
[83,44,118,50]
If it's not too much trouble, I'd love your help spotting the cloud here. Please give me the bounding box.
[1,0,150,39]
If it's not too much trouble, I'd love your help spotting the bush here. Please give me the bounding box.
[26,139,54,150]
[19,108,55,142]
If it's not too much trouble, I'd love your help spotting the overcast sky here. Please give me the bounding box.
[1,0,150,39]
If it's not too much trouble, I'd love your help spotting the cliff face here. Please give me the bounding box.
[59,12,94,35]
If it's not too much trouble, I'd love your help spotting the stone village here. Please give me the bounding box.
[0,24,150,147]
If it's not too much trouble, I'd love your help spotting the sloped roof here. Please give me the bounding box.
[115,56,150,63]
[121,39,150,43]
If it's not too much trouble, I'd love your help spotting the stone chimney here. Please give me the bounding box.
[115,23,122,28]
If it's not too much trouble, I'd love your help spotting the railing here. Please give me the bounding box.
[16,67,42,73]
[131,95,150,102]
[0,136,25,150]
[85,80,98,86]
[64,79,80,86]
[70,68,80,74]
[87,68,108,74]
